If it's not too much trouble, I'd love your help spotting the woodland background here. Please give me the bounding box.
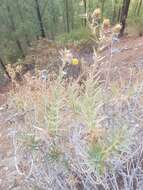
[0,0,142,63]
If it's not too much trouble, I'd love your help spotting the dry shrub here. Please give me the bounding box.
[4,8,143,190]
[7,63,143,189]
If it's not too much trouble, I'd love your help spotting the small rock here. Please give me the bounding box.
[3,167,8,171]
[135,123,139,127]
[0,106,4,111]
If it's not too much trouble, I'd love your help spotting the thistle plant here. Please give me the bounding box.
[5,8,143,190]
[7,68,143,189]
[87,8,122,53]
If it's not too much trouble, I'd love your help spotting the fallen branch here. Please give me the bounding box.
[0,57,11,81]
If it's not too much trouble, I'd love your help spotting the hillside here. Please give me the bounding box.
[0,0,143,189]
[0,35,143,189]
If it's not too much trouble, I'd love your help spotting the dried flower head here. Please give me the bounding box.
[15,65,22,73]
[86,127,105,144]
[113,24,122,33]
[92,8,101,18]
[60,49,73,64]
[103,18,110,29]
[6,64,15,80]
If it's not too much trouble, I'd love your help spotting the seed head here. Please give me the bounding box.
[103,18,110,29]
[113,24,122,33]
[92,8,101,18]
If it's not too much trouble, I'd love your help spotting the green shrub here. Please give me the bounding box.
[56,28,91,44]
[127,15,143,36]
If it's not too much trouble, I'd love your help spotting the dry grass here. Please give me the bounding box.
[6,60,143,189]
[2,8,143,190]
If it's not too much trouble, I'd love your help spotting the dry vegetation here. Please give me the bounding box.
[0,8,143,190]
[4,58,143,189]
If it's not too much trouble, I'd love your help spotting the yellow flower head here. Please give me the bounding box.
[113,24,122,33]
[72,58,79,65]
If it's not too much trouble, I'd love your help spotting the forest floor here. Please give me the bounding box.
[0,35,143,189]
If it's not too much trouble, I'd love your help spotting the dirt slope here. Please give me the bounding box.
[0,35,143,189]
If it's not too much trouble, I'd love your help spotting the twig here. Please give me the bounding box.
[12,131,34,178]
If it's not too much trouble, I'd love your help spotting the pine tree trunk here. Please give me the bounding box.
[117,7,121,22]
[16,0,31,46]
[134,0,139,15]
[120,0,131,37]
[112,0,117,23]
[65,0,70,33]
[35,0,46,38]
[83,0,87,27]
[6,4,25,57]
[137,0,142,16]
[70,0,74,30]
[101,0,105,20]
